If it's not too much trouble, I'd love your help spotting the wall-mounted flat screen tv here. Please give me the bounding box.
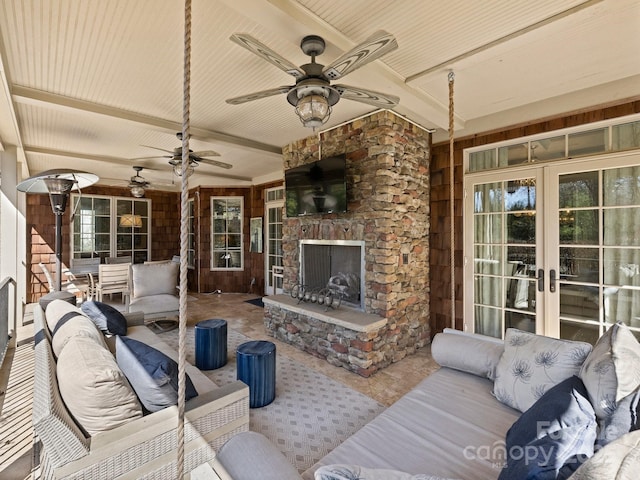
[285,155,347,216]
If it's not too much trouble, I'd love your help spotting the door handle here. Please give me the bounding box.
[550,269,557,293]
[537,269,544,292]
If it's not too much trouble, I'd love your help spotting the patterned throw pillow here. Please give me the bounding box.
[579,322,640,419]
[493,329,592,412]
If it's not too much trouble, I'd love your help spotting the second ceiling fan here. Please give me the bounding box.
[226,30,400,128]
[136,132,232,177]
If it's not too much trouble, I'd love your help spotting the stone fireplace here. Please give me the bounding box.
[299,239,365,310]
[263,110,432,377]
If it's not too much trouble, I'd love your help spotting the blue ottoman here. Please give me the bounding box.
[195,319,227,370]
[236,341,276,408]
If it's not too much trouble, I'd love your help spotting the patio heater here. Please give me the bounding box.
[17,169,99,298]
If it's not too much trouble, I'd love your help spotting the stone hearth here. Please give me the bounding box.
[264,110,431,377]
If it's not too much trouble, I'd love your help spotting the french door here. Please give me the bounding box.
[264,187,284,295]
[465,151,640,342]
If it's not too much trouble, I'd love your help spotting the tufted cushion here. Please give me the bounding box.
[81,300,128,336]
[131,262,178,298]
[57,335,143,436]
[115,336,198,412]
[493,329,592,412]
[579,322,640,419]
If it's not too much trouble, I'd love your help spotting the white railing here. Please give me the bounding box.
[0,276,17,380]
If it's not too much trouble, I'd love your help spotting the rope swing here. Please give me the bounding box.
[177,0,192,476]
[448,71,455,329]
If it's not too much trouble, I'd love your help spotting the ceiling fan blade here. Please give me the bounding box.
[191,150,220,157]
[140,145,174,154]
[195,157,233,170]
[334,84,399,108]
[226,86,291,105]
[322,30,398,80]
[130,155,171,160]
[230,34,305,78]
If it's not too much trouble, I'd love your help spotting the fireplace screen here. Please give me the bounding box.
[300,240,364,309]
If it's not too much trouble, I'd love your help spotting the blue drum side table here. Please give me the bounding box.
[195,319,228,370]
[236,340,276,408]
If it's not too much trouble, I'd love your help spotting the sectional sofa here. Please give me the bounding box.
[214,326,640,480]
[33,294,640,479]
[32,299,249,479]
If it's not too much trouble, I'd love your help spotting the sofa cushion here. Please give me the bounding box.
[570,430,640,480]
[115,336,198,412]
[81,300,127,336]
[493,328,592,412]
[131,262,178,298]
[579,322,640,419]
[499,375,596,480]
[596,386,640,448]
[57,335,143,436]
[129,294,178,315]
[45,298,84,333]
[432,331,504,380]
[51,309,108,357]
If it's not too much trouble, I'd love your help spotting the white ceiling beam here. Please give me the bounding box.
[22,145,254,183]
[406,0,604,83]
[11,85,282,156]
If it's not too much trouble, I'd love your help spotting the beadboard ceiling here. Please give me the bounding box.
[0,0,639,190]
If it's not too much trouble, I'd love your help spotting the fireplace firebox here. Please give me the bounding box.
[299,239,365,310]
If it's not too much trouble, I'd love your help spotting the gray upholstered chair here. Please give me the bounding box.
[129,261,179,323]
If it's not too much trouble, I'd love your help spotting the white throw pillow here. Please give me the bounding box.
[51,312,108,357]
[131,262,178,298]
[579,322,640,419]
[570,430,640,480]
[493,328,592,412]
[44,299,84,333]
[57,335,143,436]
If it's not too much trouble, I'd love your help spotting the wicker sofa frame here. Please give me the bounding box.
[32,304,250,479]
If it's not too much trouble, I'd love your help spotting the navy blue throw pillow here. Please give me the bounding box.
[81,300,127,336]
[498,375,597,480]
[115,336,198,412]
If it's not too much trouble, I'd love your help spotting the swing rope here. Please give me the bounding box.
[448,71,456,329]
[177,0,192,476]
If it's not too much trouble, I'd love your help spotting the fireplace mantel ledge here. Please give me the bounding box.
[263,294,387,333]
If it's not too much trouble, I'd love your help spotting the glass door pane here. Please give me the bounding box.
[466,170,540,339]
[549,155,640,343]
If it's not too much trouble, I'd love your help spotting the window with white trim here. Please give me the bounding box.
[71,194,151,263]
[211,196,243,270]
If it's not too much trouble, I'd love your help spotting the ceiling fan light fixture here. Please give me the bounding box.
[295,93,331,129]
[130,184,146,198]
[173,162,195,178]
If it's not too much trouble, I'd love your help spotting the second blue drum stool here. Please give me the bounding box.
[195,319,227,370]
[236,340,276,408]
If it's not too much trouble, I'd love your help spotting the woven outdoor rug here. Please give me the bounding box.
[157,326,385,473]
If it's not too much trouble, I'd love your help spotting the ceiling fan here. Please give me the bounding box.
[128,166,151,198]
[135,132,232,177]
[226,30,400,128]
